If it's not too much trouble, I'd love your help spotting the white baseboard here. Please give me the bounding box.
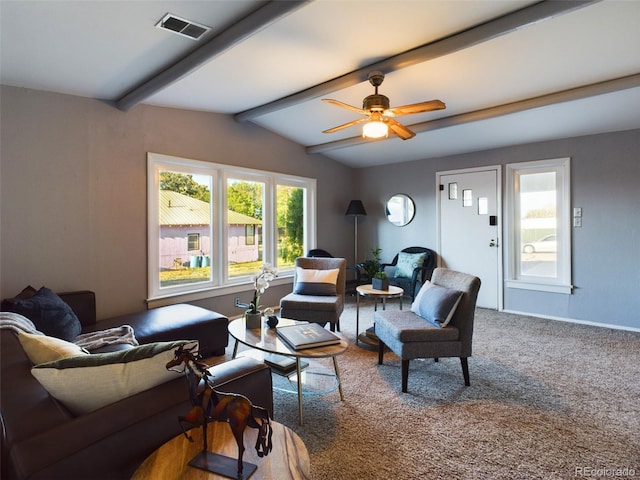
[500,309,640,333]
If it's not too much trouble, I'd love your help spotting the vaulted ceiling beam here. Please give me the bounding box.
[305,74,640,155]
[235,0,599,122]
[115,0,310,111]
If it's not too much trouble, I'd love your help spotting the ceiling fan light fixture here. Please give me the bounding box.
[323,71,444,140]
[362,120,388,139]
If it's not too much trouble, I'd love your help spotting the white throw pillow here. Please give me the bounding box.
[31,340,197,415]
[294,267,339,295]
[18,331,88,365]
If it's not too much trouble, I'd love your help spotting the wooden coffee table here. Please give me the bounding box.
[228,317,347,426]
[132,420,309,480]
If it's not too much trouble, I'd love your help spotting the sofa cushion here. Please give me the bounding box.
[5,287,81,341]
[411,281,462,327]
[18,332,88,365]
[394,252,427,278]
[293,267,339,296]
[31,340,196,415]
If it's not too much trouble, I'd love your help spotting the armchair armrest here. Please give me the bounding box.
[379,262,395,277]
[347,264,363,282]
[406,265,433,301]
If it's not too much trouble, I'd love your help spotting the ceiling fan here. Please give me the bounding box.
[322,71,445,140]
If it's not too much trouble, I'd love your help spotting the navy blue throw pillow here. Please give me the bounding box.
[9,287,81,341]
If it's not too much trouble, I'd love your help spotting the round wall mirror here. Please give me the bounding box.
[386,194,415,226]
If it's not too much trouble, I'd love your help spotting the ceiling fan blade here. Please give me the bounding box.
[323,117,368,134]
[322,98,366,115]
[387,100,446,117]
[386,118,416,140]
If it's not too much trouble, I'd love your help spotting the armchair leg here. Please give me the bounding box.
[460,357,470,386]
[401,360,409,393]
[378,341,384,365]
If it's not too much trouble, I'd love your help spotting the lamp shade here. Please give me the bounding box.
[345,200,367,216]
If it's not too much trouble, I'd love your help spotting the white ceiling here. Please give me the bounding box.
[2,0,639,168]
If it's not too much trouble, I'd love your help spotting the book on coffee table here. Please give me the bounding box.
[276,322,341,350]
[263,353,308,375]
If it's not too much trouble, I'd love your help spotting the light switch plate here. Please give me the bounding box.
[573,207,582,217]
[573,217,582,227]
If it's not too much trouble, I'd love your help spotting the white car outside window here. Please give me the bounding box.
[522,234,556,253]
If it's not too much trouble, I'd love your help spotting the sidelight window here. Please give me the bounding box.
[506,157,572,294]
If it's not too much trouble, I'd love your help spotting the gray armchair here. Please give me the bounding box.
[375,268,481,392]
[280,257,346,332]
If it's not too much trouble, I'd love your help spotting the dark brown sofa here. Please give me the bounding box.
[57,290,230,357]
[1,291,273,480]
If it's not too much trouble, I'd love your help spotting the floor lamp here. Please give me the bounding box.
[345,200,367,264]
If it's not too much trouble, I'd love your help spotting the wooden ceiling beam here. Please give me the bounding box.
[235,0,599,122]
[114,1,309,112]
[305,74,640,154]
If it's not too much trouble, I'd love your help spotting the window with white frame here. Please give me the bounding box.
[147,152,316,300]
[506,157,572,294]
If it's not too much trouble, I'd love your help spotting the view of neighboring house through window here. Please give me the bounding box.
[227,178,264,279]
[157,171,213,290]
[148,153,316,300]
[506,157,571,294]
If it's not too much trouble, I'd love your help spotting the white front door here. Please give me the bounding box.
[437,167,501,309]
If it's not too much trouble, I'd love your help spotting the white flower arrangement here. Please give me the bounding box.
[247,263,278,314]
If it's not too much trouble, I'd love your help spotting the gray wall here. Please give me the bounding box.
[356,129,640,329]
[0,86,354,319]
[2,86,638,329]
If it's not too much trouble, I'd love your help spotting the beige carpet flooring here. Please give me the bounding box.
[224,298,640,480]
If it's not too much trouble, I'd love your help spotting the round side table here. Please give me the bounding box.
[132,420,310,480]
[355,284,404,347]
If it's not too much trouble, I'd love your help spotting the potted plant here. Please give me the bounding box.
[361,248,388,289]
[372,271,389,291]
[245,263,278,328]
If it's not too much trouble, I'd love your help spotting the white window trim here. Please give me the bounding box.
[147,152,316,302]
[505,157,573,294]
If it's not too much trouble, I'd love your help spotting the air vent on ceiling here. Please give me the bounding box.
[155,13,211,40]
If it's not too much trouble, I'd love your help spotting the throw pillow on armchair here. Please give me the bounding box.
[393,252,427,278]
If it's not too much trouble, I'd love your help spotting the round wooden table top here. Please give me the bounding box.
[132,420,310,480]
[356,284,404,298]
